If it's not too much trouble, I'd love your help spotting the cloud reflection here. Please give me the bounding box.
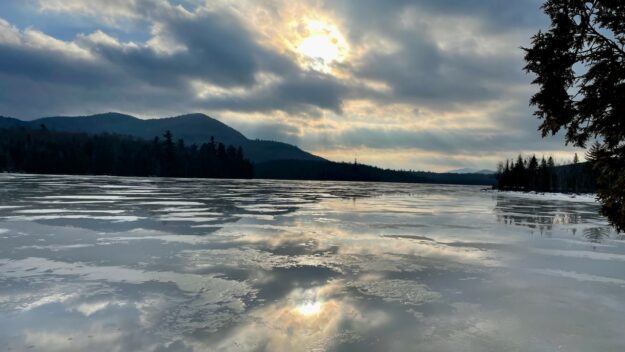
[1,176,625,351]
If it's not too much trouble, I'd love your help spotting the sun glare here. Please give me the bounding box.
[295,20,348,72]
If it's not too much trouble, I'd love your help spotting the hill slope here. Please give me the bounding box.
[3,113,323,164]
[0,116,26,128]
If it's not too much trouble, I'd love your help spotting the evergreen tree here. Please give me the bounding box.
[524,0,625,231]
[538,156,550,192]
[513,155,526,190]
[495,153,594,194]
[162,130,175,177]
[528,155,539,189]
[0,128,253,179]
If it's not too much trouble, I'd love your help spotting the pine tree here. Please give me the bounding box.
[528,155,539,189]
[513,155,526,190]
[162,130,175,177]
[524,0,625,231]
[0,128,253,179]
[538,156,551,192]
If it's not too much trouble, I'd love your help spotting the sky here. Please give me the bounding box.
[0,0,586,172]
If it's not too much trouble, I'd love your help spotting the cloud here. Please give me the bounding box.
[35,0,166,23]
[0,0,575,169]
[0,3,354,118]
[331,1,536,112]
[197,72,347,115]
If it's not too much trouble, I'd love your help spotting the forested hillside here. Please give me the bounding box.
[0,127,496,186]
[0,113,323,164]
[0,127,253,178]
[256,160,496,185]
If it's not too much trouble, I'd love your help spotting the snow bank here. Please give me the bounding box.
[487,190,598,203]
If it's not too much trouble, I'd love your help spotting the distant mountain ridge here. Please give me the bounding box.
[0,113,323,164]
[447,168,495,175]
[0,113,497,186]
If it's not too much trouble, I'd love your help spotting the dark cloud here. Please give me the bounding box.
[0,45,99,86]
[0,7,348,118]
[335,1,534,109]
[0,0,574,169]
[0,0,539,116]
[195,72,347,115]
[61,9,296,88]
[0,34,345,119]
[414,0,546,29]
[354,37,506,105]
[0,72,194,119]
[109,10,298,87]
[330,0,545,37]
[274,73,346,112]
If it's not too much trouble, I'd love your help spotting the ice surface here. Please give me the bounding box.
[0,174,624,352]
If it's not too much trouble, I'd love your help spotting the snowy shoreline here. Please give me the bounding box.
[484,189,598,203]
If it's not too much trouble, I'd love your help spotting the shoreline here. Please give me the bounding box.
[485,189,598,203]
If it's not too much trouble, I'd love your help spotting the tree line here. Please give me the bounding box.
[0,125,498,186]
[0,126,253,178]
[256,159,496,185]
[495,154,595,193]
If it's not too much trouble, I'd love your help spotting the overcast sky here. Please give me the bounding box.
[0,0,585,171]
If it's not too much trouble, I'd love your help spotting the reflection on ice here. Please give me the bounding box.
[216,283,378,352]
[347,276,441,305]
[13,209,126,214]
[293,288,326,317]
[530,268,625,286]
[296,301,322,316]
[3,214,142,222]
[0,174,624,351]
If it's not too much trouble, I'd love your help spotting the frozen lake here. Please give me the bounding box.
[1,174,624,351]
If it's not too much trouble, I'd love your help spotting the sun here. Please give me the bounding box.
[295,20,348,72]
[298,35,340,63]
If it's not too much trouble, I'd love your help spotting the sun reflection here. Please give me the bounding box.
[296,300,322,316]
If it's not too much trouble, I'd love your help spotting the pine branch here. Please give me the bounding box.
[583,3,625,59]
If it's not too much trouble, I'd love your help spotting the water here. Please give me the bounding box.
[0,174,624,352]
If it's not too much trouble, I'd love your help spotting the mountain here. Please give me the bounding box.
[1,113,323,164]
[0,116,26,128]
[447,168,495,175]
[0,113,496,185]
[1,112,497,186]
